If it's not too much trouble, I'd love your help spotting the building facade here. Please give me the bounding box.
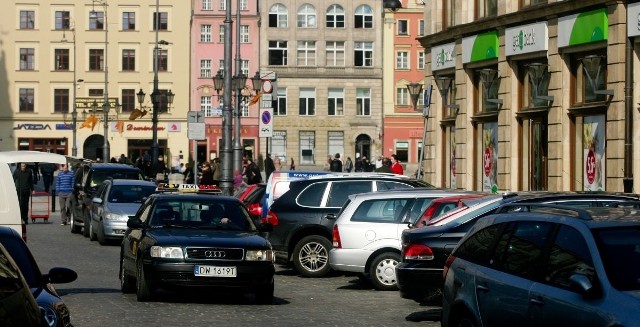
[2,0,191,167]
[419,0,638,193]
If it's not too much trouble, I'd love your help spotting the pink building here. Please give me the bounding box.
[191,0,261,164]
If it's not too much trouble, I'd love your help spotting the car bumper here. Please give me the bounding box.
[101,220,128,238]
[396,262,444,303]
[142,260,275,291]
[329,248,369,273]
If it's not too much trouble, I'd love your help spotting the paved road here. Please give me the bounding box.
[25,195,441,327]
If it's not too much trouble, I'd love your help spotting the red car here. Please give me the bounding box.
[235,183,266,220]
[412,194,486,228]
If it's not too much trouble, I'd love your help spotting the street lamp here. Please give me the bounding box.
[90,0,109,161]
[61,27,79,157]
[233,73,247,172]
[408,82,432,180]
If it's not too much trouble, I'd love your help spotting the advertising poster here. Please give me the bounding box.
[583,115,605,191]
[482,122,498,193]
[450,127,456,189]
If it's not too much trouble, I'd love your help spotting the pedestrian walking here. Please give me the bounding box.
[264,153,276,182]
[13,163,34,224]
[39,162,56,193]
[290,158,296,171]
[200,162,214,185]
[55,164,75,225]
[330,153,343,172]
[152,155,167,181]
[390,154,404,175]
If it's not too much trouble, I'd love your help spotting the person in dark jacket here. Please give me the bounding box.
[244,158,262,185]
[200,162,214,185]
[264,154,276,182]
[330,153,343,172]
[375,158,393,173]
[13,163,34,224]
[55,164,76,225]
[39,162,56,193]
[152,155,167,181]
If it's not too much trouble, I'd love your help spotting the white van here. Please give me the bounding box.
[0,151,67,241]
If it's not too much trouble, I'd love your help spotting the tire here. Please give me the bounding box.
[369,252,401,291]
[292,235,332,278]
[82,209,91,238]
[89,220,97,241]
[449,311,477,327]
[255,280,274,304]
[120,255,135,294]
[70,210,81,234]
[136,260,153,302]
[97,224,107,245]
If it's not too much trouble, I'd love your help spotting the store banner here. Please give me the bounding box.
[462,30,499,64]
[558,8,608,48]
[628,2,640,37]
[505,21,548,57]
[583,115,606,191]
[431,42,456,71]
[482,122,498,193]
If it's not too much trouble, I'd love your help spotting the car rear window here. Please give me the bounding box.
[109,185,156,203]
[352,198,409,223]
[90,170,142,187]
[593,227,640,291]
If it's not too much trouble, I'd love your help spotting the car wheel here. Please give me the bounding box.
[89,220,97,241]
[255,279,274,304]
[369,252,401,291]
[136,260,153,302]
[292,235,332,278]
[120,255,135,294]
[449,311,477,327]
[97,224,107,245]
[70,210,81,234]
[82,209,91,238]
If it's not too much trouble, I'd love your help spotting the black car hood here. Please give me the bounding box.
[146,228,271,248]
[401,225,448,244]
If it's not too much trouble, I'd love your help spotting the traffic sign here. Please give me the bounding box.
[188,123,205,140]
[188,111,205,123]
[260,71,277,80]
[259,108,273,137]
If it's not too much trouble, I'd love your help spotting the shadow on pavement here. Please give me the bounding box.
[58,288,121,296]
[405,308,442,322]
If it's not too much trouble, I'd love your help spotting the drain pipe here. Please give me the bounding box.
[624,36,634,193]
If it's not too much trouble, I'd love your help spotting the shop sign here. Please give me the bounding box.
[125,124,166,131]
[56,124,73,130]
[628,3,640,37]
[505,21,548,57]
[431,42,456,71]
[462,30,499,64]
[558,8,608,48]
[14,124,51,130]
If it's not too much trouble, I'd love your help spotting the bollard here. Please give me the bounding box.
[51,189,56,212]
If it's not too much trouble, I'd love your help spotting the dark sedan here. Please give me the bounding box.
[396,192,640,304]
[119,190,275,303]
[0,227,77,327]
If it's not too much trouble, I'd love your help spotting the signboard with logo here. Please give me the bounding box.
[558,8,608,48]
[482,122,498,193]
[628,2,640,38]
[505,21,548,57]
[462,30,499,64]
[583,115,605,191]
[431,42,456,71]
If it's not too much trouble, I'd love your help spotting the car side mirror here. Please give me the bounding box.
[258,222,273,233]
[127,218,144,229]
[92,198,103,205]
[569,273,599,298]
[44,267,77,284]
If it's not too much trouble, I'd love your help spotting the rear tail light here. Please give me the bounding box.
[21,224,27,242]
[332,225,341,248]
[247,203,262,217]
[402,243,434,260]
[264,210,279,226]
[419,205,437,226]
[443,255,456,279]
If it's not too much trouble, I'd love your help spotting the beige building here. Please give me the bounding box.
[1,0,191,166]
[420,0,639,193]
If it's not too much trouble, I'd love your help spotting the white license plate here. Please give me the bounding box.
[193,265,237,277]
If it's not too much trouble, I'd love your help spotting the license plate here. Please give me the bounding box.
[193,265,236,277]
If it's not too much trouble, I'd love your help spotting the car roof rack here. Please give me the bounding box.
[494,203,592,221]
[156,183,221,194]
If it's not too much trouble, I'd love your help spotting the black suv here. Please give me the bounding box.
[70,163,144,237]
[265,174,433,277]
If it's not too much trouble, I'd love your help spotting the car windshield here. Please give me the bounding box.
[109,185,156,203]
[90,170,142,187]
[149,200,256,232]
[0,236,40,287]
[593,227,640,291]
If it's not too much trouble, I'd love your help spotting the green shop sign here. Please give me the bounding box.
[462,30,499,64]
[558,8,608,48]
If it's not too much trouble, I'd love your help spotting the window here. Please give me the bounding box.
[475,67,500,113]
[397,20,408,35]
[153,12,168,31]
[200,59,212,78]
[202,0,212,10]
[418,20,425,36]
[476,0,497,19]
[272,131,287,161]
[157,89,171,113]
[544,226,594,289]
[351,198,409,223]
[121,89,135,112]
[89,49,104,71]
[20,10,35,29]
[269,3,288,28]
[298,182,326,206]
[328,88,344,116]
[455,224,503,264]
[55,49,70,71]
[396,141,409,162]
[53,89,69,113]
[201,24,212,43]
[240,0,248,11]
[300,131,315,164]
[520,0,547,9]
[219,59,225,75]
[328,131,344,162]
[219,0,226,11]
[494,221,554,277]
[157,49,168,72]
[219,25,225,43]
[355,42,373,67]
[327,181,372,207]
[273,87,287,115]
[240,25,249,43]
[122,12,136,30]
[520,61,550,108]
[396,87,409,106]
[418,51,425,70]
[396,51,409,69]
[19,88,35,112]
[122,49,135,71]
[89,11,105,30]
[297,41,316,66]
[201,96,213,116]
[571,52,607,105]
[355,5,373,29]
[299,88,315,115]
[55,11,71,30]
[269,41,288,66]
[89,89,104,97]
[326,41,345,67]
[356,88,371,116]
[326,4,345,28]
[297,4,317,28]
[20,48,35,71]
[444,0,455,29]
[241,60,249,76]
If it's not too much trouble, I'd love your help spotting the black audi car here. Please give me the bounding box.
[119,185,275,303]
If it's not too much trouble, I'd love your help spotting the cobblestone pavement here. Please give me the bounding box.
[26,194,441,327]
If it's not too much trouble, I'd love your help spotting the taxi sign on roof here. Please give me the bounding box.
[156,183,221,194]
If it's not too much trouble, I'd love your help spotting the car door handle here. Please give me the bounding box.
[530,297,544,306]
[476,284,489,292]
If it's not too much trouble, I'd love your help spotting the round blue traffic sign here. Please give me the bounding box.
[261,111,272,124]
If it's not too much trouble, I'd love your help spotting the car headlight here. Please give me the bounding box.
[245,249,273,262]
[150,246,184,259]
[105,213,126,221]
[39,304,58,327]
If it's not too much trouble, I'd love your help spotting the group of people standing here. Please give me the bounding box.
[329,153,404,175]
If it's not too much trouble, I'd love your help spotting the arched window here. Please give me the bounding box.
[297,4,317,28]
[269,3,288,28]
[326,4,344,28]
[355,5,373,29]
